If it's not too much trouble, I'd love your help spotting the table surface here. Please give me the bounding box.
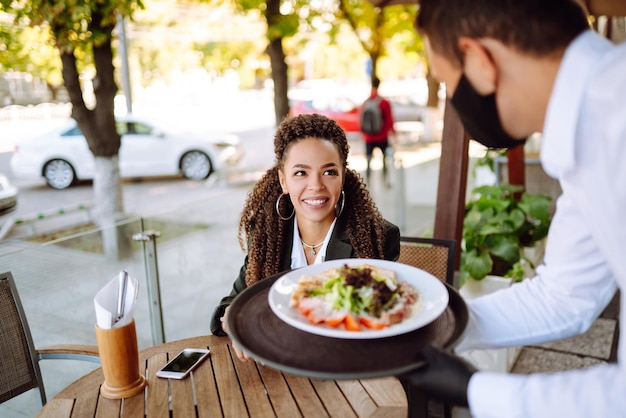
[36,335,408,418]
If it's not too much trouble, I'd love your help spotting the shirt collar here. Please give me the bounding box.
[290,217,338,269]
[541,30,613,178]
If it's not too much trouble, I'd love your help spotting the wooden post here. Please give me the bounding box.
[507,144,526,201]
[433,101,469,270]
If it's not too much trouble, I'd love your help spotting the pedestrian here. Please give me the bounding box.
[402,0,626,417]
[359,76,395,187]
[210,113,400,361]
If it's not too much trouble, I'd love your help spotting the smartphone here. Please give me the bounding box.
[156,348,211,379]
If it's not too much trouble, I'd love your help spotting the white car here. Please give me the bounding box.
[0,172,18,213]
[10,115,243,189]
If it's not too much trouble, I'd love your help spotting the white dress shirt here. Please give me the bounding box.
[457,30,626,417]
[290,217,337,269]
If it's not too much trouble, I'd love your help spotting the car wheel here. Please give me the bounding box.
[180,151,212,180]
[43,159,76,189]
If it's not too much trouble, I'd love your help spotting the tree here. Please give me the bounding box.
[0,18,66,101]
[337,0,421,85]
[236,0,298,124]
[1,0,143,230]
[207,0,304,124]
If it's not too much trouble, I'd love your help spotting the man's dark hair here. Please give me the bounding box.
[372,77,381,89]
[416,0,590,67]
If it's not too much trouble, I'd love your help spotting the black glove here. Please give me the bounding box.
[400,344,477,407]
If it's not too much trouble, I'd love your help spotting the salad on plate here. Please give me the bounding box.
[290,263,419,331]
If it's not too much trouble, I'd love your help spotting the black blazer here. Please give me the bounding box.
[210,218,400,336]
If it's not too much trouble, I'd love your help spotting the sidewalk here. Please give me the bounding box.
[0,140,619,418]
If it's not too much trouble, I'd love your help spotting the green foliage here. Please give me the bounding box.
[2,0,144,51]
[338,1,422,58]
[266,12,299,40]
[472,149,506,178]
[0,22,65,88]
[216,0,303,40]
[460,183,553,285]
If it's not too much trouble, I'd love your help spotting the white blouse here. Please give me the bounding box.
[290,217,337,269]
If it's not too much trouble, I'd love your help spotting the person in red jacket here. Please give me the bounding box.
[360,77,395,187]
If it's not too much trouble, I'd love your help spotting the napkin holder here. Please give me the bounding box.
[95,319,146,399]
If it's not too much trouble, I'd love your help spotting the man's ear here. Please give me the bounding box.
[458,37,496,95]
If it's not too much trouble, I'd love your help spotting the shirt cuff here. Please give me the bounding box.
[468,372,527,418]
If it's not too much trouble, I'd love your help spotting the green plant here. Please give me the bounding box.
[471,149,506,179]
[460,183,553,285]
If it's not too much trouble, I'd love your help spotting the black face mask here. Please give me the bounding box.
[450,74,526,149]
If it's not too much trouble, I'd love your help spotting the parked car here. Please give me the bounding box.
[289,95,426,133]
[0,172,18,214]
[10,115,243,189]
[289,97,361,132]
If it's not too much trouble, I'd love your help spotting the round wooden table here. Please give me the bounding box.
[36,335,408,418]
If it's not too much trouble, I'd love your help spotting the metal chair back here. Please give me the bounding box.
[0,271,47,405]
[0,271,100,408]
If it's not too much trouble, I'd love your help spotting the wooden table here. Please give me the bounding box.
[36,335,407,418]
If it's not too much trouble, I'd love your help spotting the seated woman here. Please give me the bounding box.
[210,114,400,358]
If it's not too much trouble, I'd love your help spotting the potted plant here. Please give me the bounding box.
[460,183,553,287]
[458,183,553,373]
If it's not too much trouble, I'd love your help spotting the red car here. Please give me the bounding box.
[289,96,425,134]
[289,97,361,132]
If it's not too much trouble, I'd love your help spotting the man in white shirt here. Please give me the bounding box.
[404,0,626,416]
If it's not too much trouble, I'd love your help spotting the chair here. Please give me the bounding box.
[0,271,100,407]
[398,236,457,288]
[397,237,457,418]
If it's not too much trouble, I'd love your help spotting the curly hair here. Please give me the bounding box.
[239,114,388,286]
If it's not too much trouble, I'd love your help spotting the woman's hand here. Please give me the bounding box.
[221,306,253,362]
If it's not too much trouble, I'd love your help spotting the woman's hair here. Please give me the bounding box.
[416,0,590,68]
[239,113,388,286]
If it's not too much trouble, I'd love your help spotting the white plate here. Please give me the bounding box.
[268,258,449,339]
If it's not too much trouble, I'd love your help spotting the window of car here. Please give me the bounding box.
[61,125,83,136]
[116,121,130,135]
[116,121,153,136]
[131,122,152,135]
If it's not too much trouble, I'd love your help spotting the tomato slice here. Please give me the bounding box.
[344,314,361,331]
[298,304,311,317]
[325,316,345,328]
[360,316,388,330]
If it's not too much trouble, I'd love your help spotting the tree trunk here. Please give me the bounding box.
[266,38,289,125]
[609,17,626,43]
[265,0,289,125]
[59,19,124,227]
[422,70,442,141]
[57,15,127,258]
[369,52,379,84]
[426,70,439,108]
[95,156,130,259]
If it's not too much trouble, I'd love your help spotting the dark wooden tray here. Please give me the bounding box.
[227,270,468,379]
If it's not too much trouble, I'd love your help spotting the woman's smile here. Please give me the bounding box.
[303,197,329,207]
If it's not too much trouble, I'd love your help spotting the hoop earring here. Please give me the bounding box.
[335,190,345,218]
[276,193,294,221]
